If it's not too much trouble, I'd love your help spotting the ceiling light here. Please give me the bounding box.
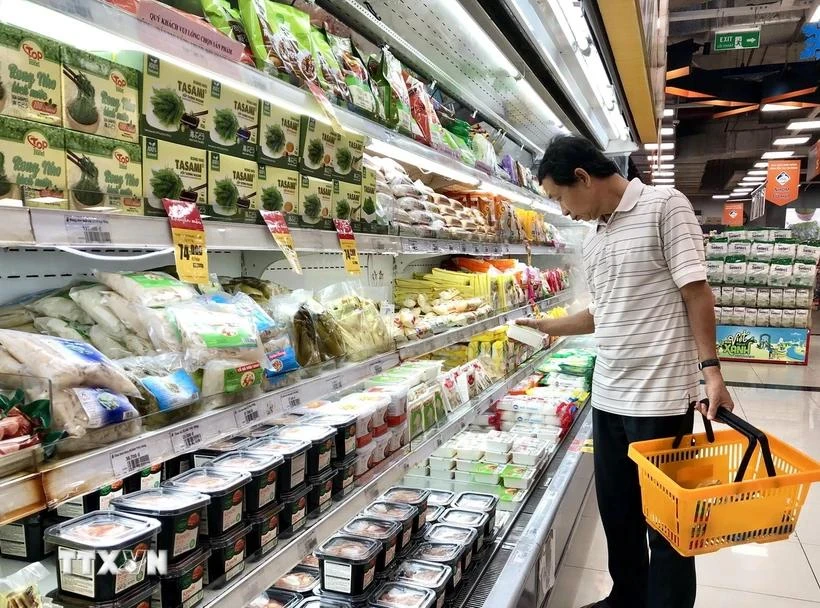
[651,163,675,170]
[655,184,676,190]
[647,154,675,161]
[712,195,730,199]
[747,170,768,176]
[660,127,675,136]
[811,5,820,22]
[761,103,802,112]
[653,178,675,183]
[754,162,768,168]
[742,176,766,181]
[644,142,675,151]
[787,120,820,130]
[732,189,752,194]
[653,171,674,177]
[773,136,811,146]
[439,2,520,78]
[663,109,674,117]
[762,150,795,159]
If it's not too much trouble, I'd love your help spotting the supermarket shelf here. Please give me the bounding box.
[201,339,565,608]
[397,292,573,361]
[399,236,571,257]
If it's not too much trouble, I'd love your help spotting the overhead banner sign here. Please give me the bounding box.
[750,186,765,221]
[714,28,760,51]
[722,202,744,226]
[765,159,801,206]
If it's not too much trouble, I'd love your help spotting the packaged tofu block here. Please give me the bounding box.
[0,115,67,208]
[257,101,300,169]
[257,164,299,227]
[141,54,208,148]
[61,46,139,142]
[0,24,62,125]
[142,137,207,217]
[299,116,337,180]
[333,179,361,221]
[64,131,142,214]
[299,174,332,229]
[207,80,258,160]
[206,152,258,223]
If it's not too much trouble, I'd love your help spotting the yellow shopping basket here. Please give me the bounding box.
[628,402,820,557]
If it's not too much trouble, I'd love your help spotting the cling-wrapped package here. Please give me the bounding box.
[32,317,87,342]
[27,292,93,324]
[69,284,127,338]
[95,270,197,307]
[317,282,393,360]
[118,353,200,422]
[52,387,139,437]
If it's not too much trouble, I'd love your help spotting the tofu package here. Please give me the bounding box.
[0,24,62,125]
[257,101,300,169]
[61,46,140,142]
[142,136,207,217]
[257,164,299,227]
[207,80,258,160]
[65,131,142,214]
[0,115,67,208]
[205,151,258,223]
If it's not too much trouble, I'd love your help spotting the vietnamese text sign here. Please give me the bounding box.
[765,159,801,206]
[717,325,809,365]
[714,29,760,51]
[722,202,744,226]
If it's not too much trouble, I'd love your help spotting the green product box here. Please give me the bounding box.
[141,54,208,148]
[206,152,258,224]
[257,164,299,227]
[0,115,66,208]
[257,101,300,170]
[207,80,258,160]
[353,164,387,234]
[333,131,363,184]
[299,174,332,230]
[61,46,140,143]
[65,131,142,214]
[332,179,361,222]
[142,136,207,217]
[0,24,62,125]
[299,115,337,180]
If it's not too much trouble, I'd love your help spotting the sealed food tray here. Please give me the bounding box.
[155,546,210,608]
[275,566,320,595]
[315,535,381,596]
[207,450,283,513]
[163,467,250,537]
[205,523,251,589]
[393,560,451,608]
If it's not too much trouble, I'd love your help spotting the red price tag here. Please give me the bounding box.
[163,199,209,284]
[260,210,302,274]
[334,219,361,275]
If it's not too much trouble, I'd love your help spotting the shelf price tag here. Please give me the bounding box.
[65,215,112,245]
[170,424,205,453]
[279,388,301,409]
[334,219,361,275]
[260,210,302,274]
[111,443,153,477]
[163,199,209,284]
[234,404,261,428]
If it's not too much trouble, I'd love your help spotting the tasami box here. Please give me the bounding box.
[257,164,299,227]
[142,136,207,217]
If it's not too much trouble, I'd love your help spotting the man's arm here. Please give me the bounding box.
[680,279,734,419]
[516,308,595,336]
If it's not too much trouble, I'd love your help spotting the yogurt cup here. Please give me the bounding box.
[163,468,250,537]
[331,400,375,447]
[207,450,283,513]
[343,393,390,437]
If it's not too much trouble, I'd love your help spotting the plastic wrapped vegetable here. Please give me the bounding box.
[27,292,93,324]
[51,387,138,437]
[89,325,132,360]
[118,353,200,422]
[32,317,87,342]
[272,291,346,367]
[69,284,127,338]
[95,270,197,307]
[317,282,393,359]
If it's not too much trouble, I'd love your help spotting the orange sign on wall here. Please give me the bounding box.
[722,202,744,226]
[765,159,801,206]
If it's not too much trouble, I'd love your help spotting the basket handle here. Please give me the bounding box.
[671,401,713,449]
[710,403,777,481]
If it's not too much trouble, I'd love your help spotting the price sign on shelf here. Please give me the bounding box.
[260,210,302,274]
[280,388,301,409]
[170,424,205,453]
[163,199,209,284]
[110,443,153,477]
[334,219,361,275]
[234,404,261,428]
[370,360,384,376]
[259,396,279,419]
[329,374,343,391]
[65,215,112,245]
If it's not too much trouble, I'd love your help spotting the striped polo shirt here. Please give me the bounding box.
[583,179,707,416]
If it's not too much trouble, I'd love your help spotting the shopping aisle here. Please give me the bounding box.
[548,385,820,607]
[719,340,820,389]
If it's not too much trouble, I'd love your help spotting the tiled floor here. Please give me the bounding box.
[547,361,820,607]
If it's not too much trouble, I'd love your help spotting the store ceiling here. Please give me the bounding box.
[631,0,820,205]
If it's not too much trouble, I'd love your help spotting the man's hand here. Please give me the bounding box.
[698,368,734,420]
[515,317,551,333]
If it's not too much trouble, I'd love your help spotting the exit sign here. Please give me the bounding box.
[714,29,761,51]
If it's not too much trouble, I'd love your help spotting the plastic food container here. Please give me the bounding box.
[500,464,536,489]
[426,490,454,508]
[315,535,381,596]
[301,552,319,568]
[163,468,250,537]
[394,561,451,608]
[276,425,336,476]
[387,422,407,453]
[307,468,336,518]
[333,455,357,499]
[164,455,193,480]
[124,464,163,493]
[279,483,311,537]
[381,487,429,534]
[110,487,209,562]
[345,393,390,437]
[56,480,126,518]
[0,512,54,561]
[399,361,442,383]
[332,400,375,447]
[368,582,436,608]
[408,543,464,594]
[342,517,402,573]
[205,523,250,589]
[439,510,490,551]
[426,506,445,525]
[247,589,302,608]
[307,412,358,462]
[45,510,161,601]
[361,502,417,555]
[355,441,379,477]
[192,436,252,467]
[47,581,158,608]
[453,492,498,540]
[207,450,283,513]
[364,385,407,427]
[275,566,319,594]
[246,502,284,560]
[242,423,282,438]
[155,546,210,608]
[247,437,310,494]
[312,587,371,607]
[428,457,454,471]
[423,525,478,570]
[371,433,391,463]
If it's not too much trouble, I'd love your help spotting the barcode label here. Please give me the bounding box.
[111,443,152,476]
[170,424,204,453]
[65,216,112,244]
[280,389,301,409]
[234,404,260,428]
[329,375,343,391]
[370,361,384,375]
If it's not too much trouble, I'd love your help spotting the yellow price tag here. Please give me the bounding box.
[260,210,302,274]
[163,199,209,284]
[334,219,361,275]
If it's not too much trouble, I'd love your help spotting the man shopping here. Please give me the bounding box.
[518,136,734,608]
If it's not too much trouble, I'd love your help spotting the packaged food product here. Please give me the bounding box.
[342,517,402,573]
[393,561,451,608]
[122,464,163,494]
[439,510,490,550]
[0,24,61,125]
[409,543,464,593]
[381,487,429,533]
[258,101,300,170]
[334,132,364,185]
[154,545,210,608]
[361,502,417,554]
[247,588,302,608]
[307,467,336,518]
[769,258,794,286]
[248,436,311,493]
[205,151,259,223]
[369,47,418,138]
[246,502,284,560]
[96,271,196,308]
[207,450,283,513]
[371,433,391,463]
[48,581,159,608]
[56,481,127,519]
[364,385,409,426]
[207,80,258,160]
[0,512,53,561]
[306,412,358,462]
[315,535,381,595]
[276,424,335,476]
[0,115,66,207]
[792,262,816,287]
[387,422,407,454]
[191,435,252,467]
[453,493,498,539]
[142,137,207,217]
[274,566,320,594]
[205,523,250,588]
[279,483,311,537]
[426,505,445,525]
[355,440,379,477]
[45,510,161,601]
[368,582,436,608]
[326,31,379,118]
[162,467,250,536]
[423,524,477,570]
[342,393,390,437]
[110,487,208,562]
[426,490,454,508]
[333,454,357,499]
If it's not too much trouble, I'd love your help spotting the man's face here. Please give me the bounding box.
[541,170,598,221]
